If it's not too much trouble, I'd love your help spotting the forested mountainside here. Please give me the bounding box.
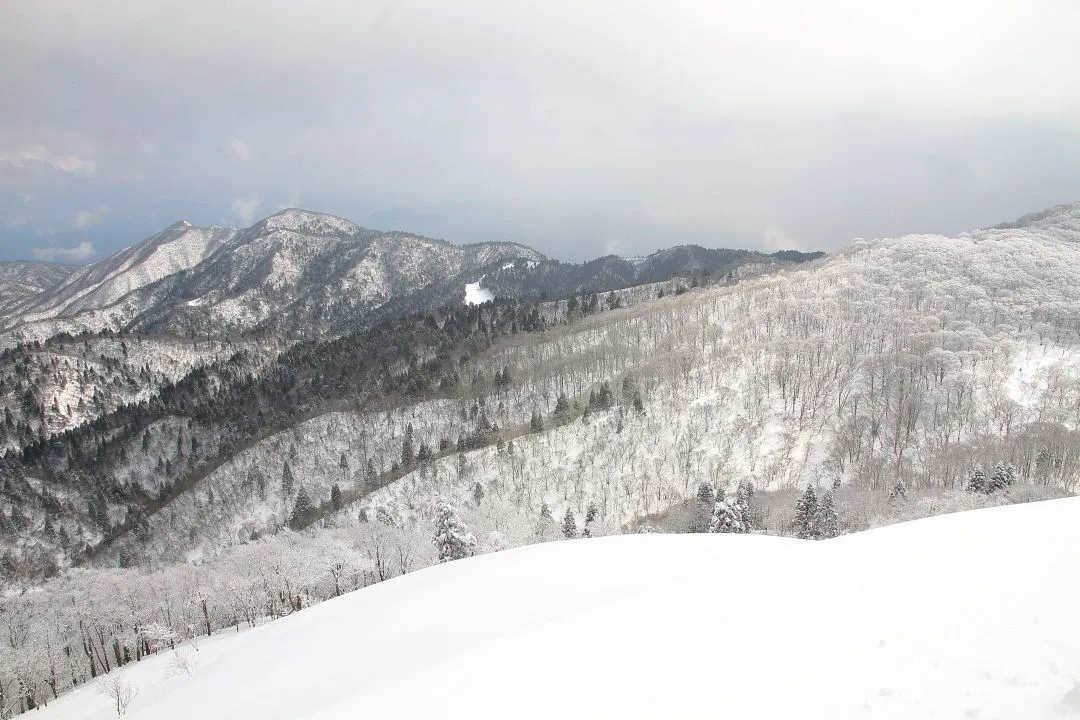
[0,262,76,317]
[0,201,1077,716]
[0,209,818,344]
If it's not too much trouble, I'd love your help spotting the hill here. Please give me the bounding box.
[28,496,1080,719]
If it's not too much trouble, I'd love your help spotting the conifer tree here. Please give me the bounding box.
[401,424,415,469]
[888,478,907,501]
[281,461,295,497]
[818,489,839,539]
[432,497,476,563]
[967,466,988,493]
[290,486,313,528]
[554,393,571,416]
[709,489,747,534]
[530,410,544,433]
[988,462,1016,493]
[793,485,820,539]
[473,481,485,507]
[562,507,578,538]
[689,482,715,533]
[330,483,342,511]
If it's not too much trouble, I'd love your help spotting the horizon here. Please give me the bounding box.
[3,2,1079,265]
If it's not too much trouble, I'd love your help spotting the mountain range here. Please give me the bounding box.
[0,209,820,343]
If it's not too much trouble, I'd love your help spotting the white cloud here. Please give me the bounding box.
[231,196,260,226]
[276,191,300,211]
[71,205,108,230]
[0,145,95,176]
[4,218,27,230]
[761,226,803,253]
[32,242,95,263]
[224,137,252,161]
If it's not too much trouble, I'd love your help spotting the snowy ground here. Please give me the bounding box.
[36,497,1080,719]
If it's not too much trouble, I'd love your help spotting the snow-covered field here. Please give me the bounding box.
[36,497,1080,719]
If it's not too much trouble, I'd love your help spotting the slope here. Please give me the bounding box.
[33,496,1080,720]
[0,262,77,317]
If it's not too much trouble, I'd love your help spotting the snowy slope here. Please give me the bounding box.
[0,261,76,316]
[36,497,1080,719]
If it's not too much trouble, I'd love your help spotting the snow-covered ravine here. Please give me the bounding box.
[38,498,1080,719]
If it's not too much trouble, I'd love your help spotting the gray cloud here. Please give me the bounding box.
[1,1,1079,261]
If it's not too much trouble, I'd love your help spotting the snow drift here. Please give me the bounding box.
[37,498,1080,719]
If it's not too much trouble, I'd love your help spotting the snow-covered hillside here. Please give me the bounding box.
[0,210,545,340]
[33,497,1080,719]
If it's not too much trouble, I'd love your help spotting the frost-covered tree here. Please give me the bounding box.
[793,485,820,540]
[988,463,1017,493]
[708,489,746,534]
[472,481,485,507]
[818,489,839,539]
[289,486,314,529]
[330,484,342,512]
[401,423,415,469]
[431,498,476,563]
[966,467,988,494]
[562,507,577,538]
[888,479,907,501]
[688,482,715,533]
[530,410,544,432]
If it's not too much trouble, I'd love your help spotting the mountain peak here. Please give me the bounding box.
[256,208,360,236]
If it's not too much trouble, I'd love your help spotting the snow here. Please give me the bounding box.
[35,497,1080,719]
[464,279,494,305]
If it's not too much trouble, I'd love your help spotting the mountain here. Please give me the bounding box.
[0,261,77,317]
[0,199,1075,585]
[28,497,1080,719]
[0,209,819,343]
[0,210,544,341]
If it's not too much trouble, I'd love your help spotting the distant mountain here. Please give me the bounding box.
[0,209,819,342]
[0,210,543,340]
[0,261,77,316]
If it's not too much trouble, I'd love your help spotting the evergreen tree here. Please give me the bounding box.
[540,502,552,522]
[736,480,756,531]
[888,478,907,501]
[966,466,988,493]
[793,485,820,539]
[988,462,1017,493]
[281,461,295,496]
[818,489,839,539]
[562,507,578,538]
[290,486,314,528]
[709,489,747,533]
[432,497,476,563]
[530,410,544,433]
[583,501,598,537]
[554,393,571,416]
[330,483,342,511]
[401,424,415,469]
[472,481,485,506]
[688,482,715,533]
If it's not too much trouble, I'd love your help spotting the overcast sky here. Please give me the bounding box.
[2,0,1079,263]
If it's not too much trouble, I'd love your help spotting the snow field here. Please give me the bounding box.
[32,496,1080,719]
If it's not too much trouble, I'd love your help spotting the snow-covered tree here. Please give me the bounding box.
[290,486,314,529]
[818,489,839,539]
[562,508,577,539]
[793,485,820,540]
[432,497,476,563]
[708,489,747,534]
[988,463,1017,493]
[966,466,987,494]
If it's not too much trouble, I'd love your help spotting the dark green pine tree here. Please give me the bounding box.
[330,483,342,511]
[473,481,485,507]
[793,485,820,539]
[530,410,544,433]
[554,393,571,416]
[562,507,578,538]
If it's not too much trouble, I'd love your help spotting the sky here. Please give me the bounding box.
[1,1,1079,264]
